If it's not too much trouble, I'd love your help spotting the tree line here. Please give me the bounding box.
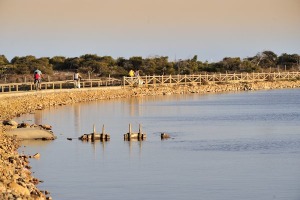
[0,51,299,80]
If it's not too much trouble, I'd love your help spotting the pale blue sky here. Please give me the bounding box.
[0,0,299,62]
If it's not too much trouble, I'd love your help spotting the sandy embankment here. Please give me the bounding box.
[5,127,56,140]
[0,80,300,199]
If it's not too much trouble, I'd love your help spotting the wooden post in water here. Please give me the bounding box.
[124,123,132,140]
[138,124,142,139]
[129,123,132,138]
[93,124,96,141]
[100,124,104,140]
[100,124,109,140]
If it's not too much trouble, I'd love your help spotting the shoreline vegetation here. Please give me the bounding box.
[1,51,299,84]
[1,80,300,199]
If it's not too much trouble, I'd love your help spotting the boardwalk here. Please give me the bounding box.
[1,72,300,93]
[0,78,121,93]
[123,72,300,87]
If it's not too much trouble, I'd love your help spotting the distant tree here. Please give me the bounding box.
[153,56,169,75]
[100,56,115,66]
[260,50,277,68]
[278,53,299,70]
[208,62,224,72]
[191,55,197,62]
[0,55,9,65]
[0,55,13,79]
[165,62,175,75]
[180,61,190,74]
[240,60,259,72]
[97,62,110,76]
[116,57,127,68]
[81,60,109,76]
[34,57,53,75]
[249,51,277,69]
[11,56,36,74]
[141,56,170,75]
[64,57,83,71]
[11,55,36,64]
[1,50,299,77]
[50,56,66,70]
[188,55,199,74]
[221,57,241,72]
[129,56,143,71]
[78,66,93,76]
[141,58,156,75]
[109,65,128,77]
[197,61,208,72]
[80,54,101,61]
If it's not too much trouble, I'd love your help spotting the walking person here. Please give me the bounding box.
[129,69,134,77]
[74,70,82,88]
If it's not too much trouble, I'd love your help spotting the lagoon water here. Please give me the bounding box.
[17,89,300,200]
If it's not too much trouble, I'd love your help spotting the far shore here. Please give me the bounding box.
[0,80,300,199]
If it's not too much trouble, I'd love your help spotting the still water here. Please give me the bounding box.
[17,89,300,200]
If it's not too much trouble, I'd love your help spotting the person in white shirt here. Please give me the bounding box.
[74,70,82,88]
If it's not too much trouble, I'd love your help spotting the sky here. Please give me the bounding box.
[0,0,299,62]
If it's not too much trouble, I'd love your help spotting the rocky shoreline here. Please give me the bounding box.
[0,80,300,199]
[0,134,48,199]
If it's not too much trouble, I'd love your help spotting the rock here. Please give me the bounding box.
[17,122,30,128]
[9,182,30,196]
[32,153,40,159]
[0,182,6,192]
[3,120,18,126]
[161,133,170,139]
[40,124,52,130]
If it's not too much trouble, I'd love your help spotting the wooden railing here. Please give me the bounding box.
[123,72,300,87]
[1,72,299,93]
[0,78,121,93]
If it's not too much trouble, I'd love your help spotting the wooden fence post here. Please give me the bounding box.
[129,123,132,138]
[145,75,148,87]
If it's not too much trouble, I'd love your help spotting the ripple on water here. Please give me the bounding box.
[175,138,300,154]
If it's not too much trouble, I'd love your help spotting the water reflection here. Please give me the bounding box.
[129,97,144,116]
[20,140,52,148]
[125,139,143,158]
[80,140,109,159]
[33,110,43,125]
[74,104,81,137]
[19,140,53,157]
